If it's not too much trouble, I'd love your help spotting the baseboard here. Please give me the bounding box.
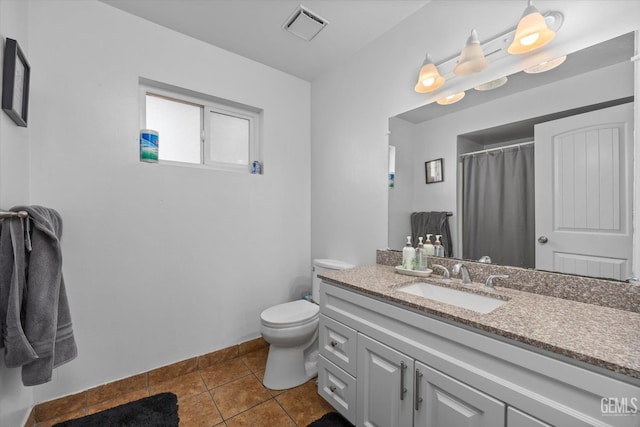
[25,336,267,426]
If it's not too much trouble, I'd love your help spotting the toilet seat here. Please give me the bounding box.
[260,300,319,329]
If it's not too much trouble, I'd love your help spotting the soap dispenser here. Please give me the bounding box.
[434,235,445,257]
[402,236,416,270]
[416,237,427,271]
[424,234,434,256]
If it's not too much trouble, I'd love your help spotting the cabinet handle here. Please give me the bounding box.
[400,361,407,400]
[415,369,423,411]
[330,340,338,347]
[329,385,337,393]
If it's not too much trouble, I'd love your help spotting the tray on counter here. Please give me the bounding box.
[395,266,433,277]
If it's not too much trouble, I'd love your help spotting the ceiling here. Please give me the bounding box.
[99,0,429,82]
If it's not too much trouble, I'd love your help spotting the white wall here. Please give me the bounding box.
[388,117,415,249]
[0,1,34,425]
[0,0,30,206]
[311,1,640,266]
[5,0,311,407]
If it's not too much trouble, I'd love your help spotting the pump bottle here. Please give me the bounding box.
[424,234,434,256]
[402,236,416,270]
[416,237,427,271]
[434,235,445,257]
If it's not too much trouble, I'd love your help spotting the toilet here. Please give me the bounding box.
[260,259,354,390]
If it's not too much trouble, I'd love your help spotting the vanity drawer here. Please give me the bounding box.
[319,314,357,376]
[317,355,356,424]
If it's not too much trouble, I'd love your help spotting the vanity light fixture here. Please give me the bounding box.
[436,91,465,105]
[508,0,556,54]
[414,54,446,93]
[413,3,562,97]
[523,55,567,73]
[474,76,508,91]
[454,30,488,76]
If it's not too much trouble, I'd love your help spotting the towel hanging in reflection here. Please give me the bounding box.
[410,211,453,257]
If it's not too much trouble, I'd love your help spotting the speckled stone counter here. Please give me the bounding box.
[376,249,640,312]
[319,264,640,382]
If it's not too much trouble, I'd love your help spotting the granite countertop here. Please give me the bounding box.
[319,264,640,382]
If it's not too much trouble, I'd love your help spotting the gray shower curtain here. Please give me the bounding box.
[462,145,535,268]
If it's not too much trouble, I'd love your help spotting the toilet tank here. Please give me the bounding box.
[312,259,354,303]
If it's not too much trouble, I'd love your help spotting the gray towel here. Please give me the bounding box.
[0,206,77,386]
[0,216,39,366]
[410,211,453,257]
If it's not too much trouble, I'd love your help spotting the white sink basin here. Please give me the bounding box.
[398,282,507,314]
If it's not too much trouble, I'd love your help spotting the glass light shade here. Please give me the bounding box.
[508,4,556,54]
[437,91,465,105]
[414,54,446,93]
[524,55,567,73]
[453,30,488,76]
[474,76,508,91]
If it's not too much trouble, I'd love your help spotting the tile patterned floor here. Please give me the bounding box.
[34,347,334,427]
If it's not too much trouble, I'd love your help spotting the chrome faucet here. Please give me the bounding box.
[452,263,472,285]
[485,274,509,288]
[431,264,450,280]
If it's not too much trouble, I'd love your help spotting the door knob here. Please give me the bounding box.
[538,236,548,244]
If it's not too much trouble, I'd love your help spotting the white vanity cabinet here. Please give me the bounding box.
[357,333,504,427]
[318,281,640,427]
[507,407,553,427]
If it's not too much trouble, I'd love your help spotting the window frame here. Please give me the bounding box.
[139,82,261,173]
[203,104,259,173]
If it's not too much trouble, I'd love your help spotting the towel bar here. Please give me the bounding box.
[0,211,28,219]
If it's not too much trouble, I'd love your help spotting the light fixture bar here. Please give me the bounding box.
[432,11,562,83]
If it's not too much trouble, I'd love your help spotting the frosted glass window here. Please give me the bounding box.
[145,94,201,164]
[207,111,250,165]
[140,81,261,172]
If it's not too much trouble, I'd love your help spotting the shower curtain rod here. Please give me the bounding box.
[0,210,28,219]
[459,141,534,158]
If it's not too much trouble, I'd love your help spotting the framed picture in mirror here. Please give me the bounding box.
[425,158,443,184]
[2,38,30,127]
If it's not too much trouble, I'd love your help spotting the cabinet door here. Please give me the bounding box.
[357,333,414,427]
[414,361,505,427]
[507,407,552,427]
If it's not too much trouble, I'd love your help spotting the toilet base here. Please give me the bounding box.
[262,336,318,390]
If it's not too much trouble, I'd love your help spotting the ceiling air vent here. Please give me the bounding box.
[283,5,329,42]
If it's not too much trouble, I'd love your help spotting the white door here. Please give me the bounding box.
[534,103,634,280]
[357,333,414,427]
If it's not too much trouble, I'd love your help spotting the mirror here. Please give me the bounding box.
[388,32,636,281]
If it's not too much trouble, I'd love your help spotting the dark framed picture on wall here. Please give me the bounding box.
[425,158,444,184]
[2,38,30,127]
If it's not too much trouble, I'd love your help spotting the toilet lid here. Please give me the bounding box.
[261,300,319,328]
